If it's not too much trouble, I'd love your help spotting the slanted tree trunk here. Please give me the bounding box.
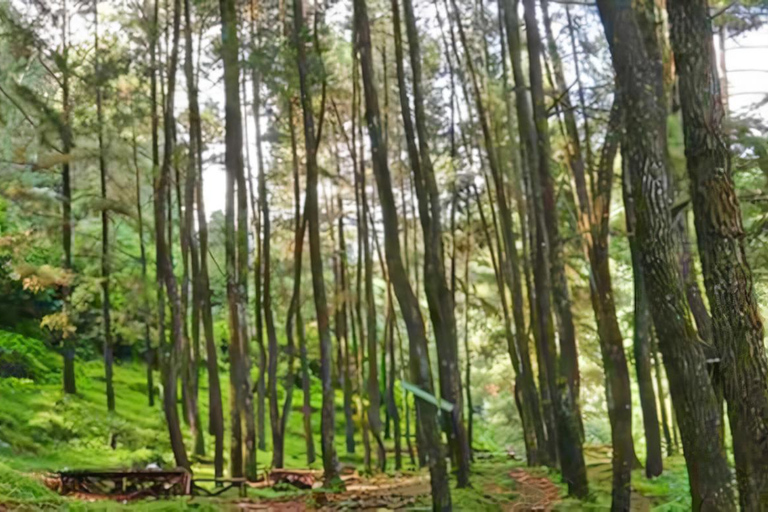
[292,0,340,484]
[668,0,768,506]
[598,1,735,508]
[396,0,471,485]
[353,0,451,505]
[154,0,190,471]
[94,1,114,413]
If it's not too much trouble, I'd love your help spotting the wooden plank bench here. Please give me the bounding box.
[58,469,191,498]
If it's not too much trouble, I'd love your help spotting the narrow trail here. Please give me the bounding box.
[504,468,560,511]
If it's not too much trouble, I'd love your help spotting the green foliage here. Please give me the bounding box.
[0,330,59,382]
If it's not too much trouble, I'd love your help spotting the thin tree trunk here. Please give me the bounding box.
[94,1,114,413]
[130,107,153,408]
[61,0,76,396]
[219,0,256,480]
[248,0,267,453]
[499,0,559,467]
[668,1,768,506]
[598,2,735,508]
[154,0,190,471]
[182,0,204,457]
[651,335,674,456]
[541,0,635,492]
[396,0,470,485]
[292,0,340,483]
[354,0,451,505]
[287,103,315,465]
[331,126,356,455]
[187,0,223,479]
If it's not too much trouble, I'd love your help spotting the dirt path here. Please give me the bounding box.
[504,468,561,511]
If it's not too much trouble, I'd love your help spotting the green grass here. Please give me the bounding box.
[0,329,695,510]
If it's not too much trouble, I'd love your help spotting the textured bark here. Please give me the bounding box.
[292,0,339,484]
[94,2,114,413]
[398,0,470,485]
[354,0,451,506]
[668,1,768,507]
[598,1,735,508]
[626,162,663,479]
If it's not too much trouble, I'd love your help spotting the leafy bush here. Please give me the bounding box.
[0,330,59,382]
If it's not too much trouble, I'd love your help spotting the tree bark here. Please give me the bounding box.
[626,152,664,479]
[598,1,735,508]
[668,0,768,507]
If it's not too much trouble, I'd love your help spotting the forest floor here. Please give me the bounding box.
[0,331,691,510]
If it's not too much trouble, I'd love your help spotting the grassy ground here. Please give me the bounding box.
[0,331,693,510]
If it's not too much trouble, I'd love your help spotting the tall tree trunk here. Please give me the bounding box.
[287,102,315,465]
[155,0,190,471]
[397,0,470,486]
[248,0,267,453]
[499,0,559,467]
[331,126,356,456]
[598,1,735,508]
[182,0,204,457]
[187,0,223,479]
[359,113,386,471]
[353,0,451,505]
[219,0,256,480]
[61,0,76,396]
[291,0,340,484]
[668,1,768,507]
[130,108,153,408]
[94,1,114,413]
[540,0,638,492]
